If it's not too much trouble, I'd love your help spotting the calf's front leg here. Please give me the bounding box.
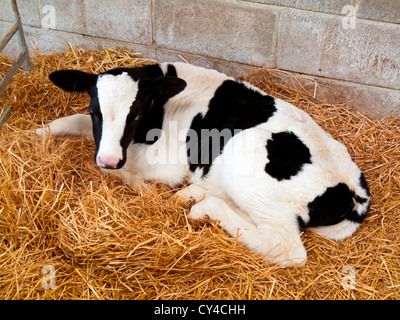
[36,114,93,140]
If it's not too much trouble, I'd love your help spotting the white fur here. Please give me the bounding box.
[38,62,369,266]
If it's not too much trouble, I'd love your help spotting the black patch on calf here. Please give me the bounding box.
[102,64,165,81]
[166,64,178,78]
[133,98,165,144]
[296,215,307,229]
[187,80,277,175]
[304,183,355,227]
[87,87,103,163]
[299,174,371,228]
[356,172,370,204]
[347,173,371,224]
[134,67,186,144]
[265,132,311,181]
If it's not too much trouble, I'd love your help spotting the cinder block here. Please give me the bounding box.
[154,0,279,66]
[358,0,400,24]
[258,67,400,118]
[317,79,400,119]
[296,73,400,118]
[244,0,350,15]
[38,0,152,45]
[277,11,400,90]
[0,22,20,60]
[23,26,101,55]
[156,47,253,77]
[0,0,41,27]
[100,40,157,61]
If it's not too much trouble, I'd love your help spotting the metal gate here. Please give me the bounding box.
[0,0,32,131]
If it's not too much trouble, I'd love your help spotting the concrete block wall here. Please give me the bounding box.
[1,0,399,118]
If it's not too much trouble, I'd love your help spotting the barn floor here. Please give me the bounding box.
[0,46,399,300]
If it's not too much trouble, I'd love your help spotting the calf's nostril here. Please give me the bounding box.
[97,156,121,169]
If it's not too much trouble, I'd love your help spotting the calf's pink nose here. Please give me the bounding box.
[97,156,121,169]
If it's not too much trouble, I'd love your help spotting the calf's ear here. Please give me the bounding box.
[49,70,97,92]
[150,76,187,100]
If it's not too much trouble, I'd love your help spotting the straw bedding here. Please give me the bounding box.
[0,46,399,300]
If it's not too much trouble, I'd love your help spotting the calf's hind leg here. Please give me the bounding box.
[188,196,306,266]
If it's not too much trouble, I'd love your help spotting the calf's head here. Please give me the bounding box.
[49,68,186,169]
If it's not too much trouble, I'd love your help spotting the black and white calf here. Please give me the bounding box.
[37,62,371,266]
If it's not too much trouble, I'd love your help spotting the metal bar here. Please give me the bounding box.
[8,0,31,72]
[0,50,28,96]
[0,106,13,132]
[0,22,19,53]
[0,0,32,131]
